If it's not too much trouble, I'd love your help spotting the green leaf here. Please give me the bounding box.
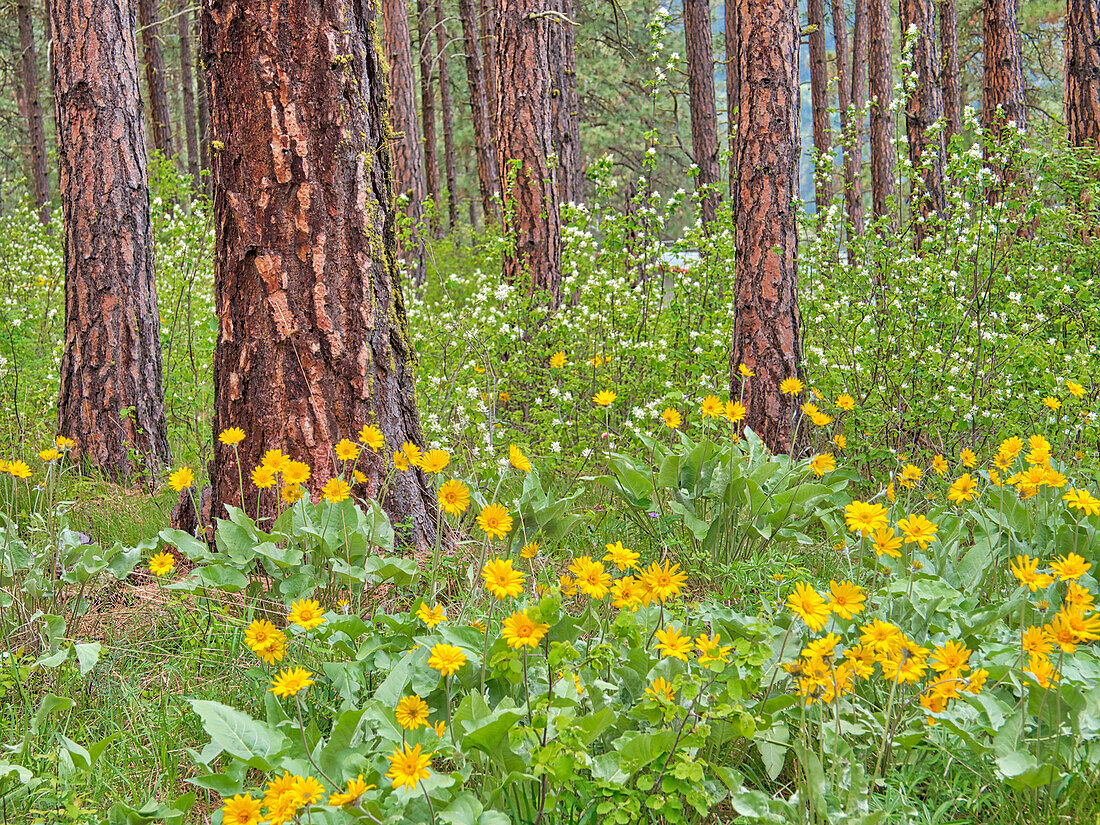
[187,699,283,769]
[75,641,101,675]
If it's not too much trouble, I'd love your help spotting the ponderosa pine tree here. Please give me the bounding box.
[685,0,720,224]
[730,0,802,454]
[550,0,582,205]
[1066,0,1100,147]
[50,0,169,480]
[900,0,945,247]
[849,0,867,234]
[725,0,739,198]
[16,0,49,225]
[138,0,175,158]
[831,0,864,235]
[868,0,895,223]
[458,0,501,221]
[497,0,562,307]
[982,0,1026,137]
[941,0,962,141]
[482,0,500,140]
[416,0,442,237]
[434,0,460,229]
[178,0,200,186]
[200,0,440,546]
[808,0,831,211]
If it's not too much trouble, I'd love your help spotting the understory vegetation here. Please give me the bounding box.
[2,134,1100,824]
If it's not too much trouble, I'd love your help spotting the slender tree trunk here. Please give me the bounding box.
[51,0,169,481]
[417,0,442,238]
[982,0,1026,138]
[807,0,830,211]
[138,0,175,159]
[849,0,867,233]
[868,0,895,223]
[831,0,863,235]
[481,0,500,140]
[200,0,440,546]
[550,0,582,205]
[178,0,200,188]
[458,0,500,220]
[726,0,739,198]
[900,0,945,247]
[497,0,561,307]
[196,12,210,188]
[941,0,962,141]
[685,0,721,224]
[383,0,428,281]
[730,0,803,454]
[434,0,460,230]
[17,0,50,225]
[1066,0,1100,148]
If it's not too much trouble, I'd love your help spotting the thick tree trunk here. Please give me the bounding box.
[200,0,440,547]
[550,0,582,205]
[900,0,945,247]
[383,0,428,280]
[1066,0,1100,147]
[982,0,1026,138]
[17,0,50,225]
[868,0,895,223]
[459,0,500,220]
[434,0,460,230]
[497,0,561,307]
[138,0,175,158]
[725,0,739,198]
[50,0,170,481]
[481,0,500,140]
[831,0,863,236]
[941,0,962,141]
[685,0,721,224]
[178,0,200,187]
[730,0,803,455]
[807,0,830,211]
[417,0,442,238]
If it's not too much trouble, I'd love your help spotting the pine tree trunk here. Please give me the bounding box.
[730,0,803,455]
[868,0,895,223]
[849,0,867,234]
[550,0,582,205]
[1066,0,1100,148]
[982,0,1026,137]
[458,0,500,220]
[17,0,50,226]
[417,0,442,238]
[196,14,210,188]
[725,0,739,198]
[807,0,831,211]
[497,0,561,307]
[685,0,721,224]
[50,0,170,481]
[434,0,460,230]
[138,0,175,159]
[481,0,500,140]
[831,0,863,236]
[178,0,200,188]
[383,0,428,280]
[900,0,945,247]
[941,0,962,141]
[200,0,440,547]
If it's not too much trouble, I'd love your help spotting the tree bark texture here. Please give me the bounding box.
[900,0,945,247]
[849,0,867,233]
[941,0,961,141]
[807,0,830,211]
[50,0,170,480]
[383,0,427,281]
[550,0,582,205]
[17,0,50,225]
[1066,0,1100,148]
[725,0,739,198]
[416,0,442,237]
[178,0,201,186]
[730,0,803,455]
[982,0,1026,137]
[831,0,863,235]
[138,0,175,158]
[685,0,721,224]
[497,0,561,307]
[458,0,500,220]
[868,0,895,223]
[434,0,460,229]
[200,0,440,547]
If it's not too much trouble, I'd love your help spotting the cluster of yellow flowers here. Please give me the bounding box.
[0,436,74,481]
[552,546,687,611]
[221,771,377,825]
